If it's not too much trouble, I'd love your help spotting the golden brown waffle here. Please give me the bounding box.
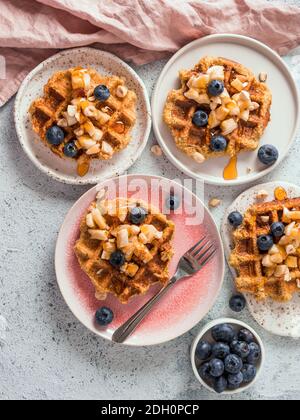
[230,197,300,302]
[74,198,175,304]
[164,56,272,161]
[29,67,137,176]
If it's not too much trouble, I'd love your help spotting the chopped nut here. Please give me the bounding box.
[57,118,68,128]
[274,265,288,278]
[256,190,269,200]
[91,208,107,229]
[102,141,114,155]
[286,256,298,268]
[86,144,101,155]
[88,229,108,241]
[246,167,252,174]
[286,244,296,255]
[261,215,270,223]
[259,72,268,83]
[117,229,129,248]
[86,213,95,228]
[192,152,205,163]
[262,254,275,268]
[151,145,163,157]
[270,253,284,264]
[209,198,222,208]
[116,85,128,98]
[285,222,296,236]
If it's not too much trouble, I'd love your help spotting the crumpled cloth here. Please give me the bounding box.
[0,0,300,106]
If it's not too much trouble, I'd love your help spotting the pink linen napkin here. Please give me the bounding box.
[0,0,300,106]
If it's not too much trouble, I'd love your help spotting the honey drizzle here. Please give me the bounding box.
[223,155,238,180]
[113,121,125,134]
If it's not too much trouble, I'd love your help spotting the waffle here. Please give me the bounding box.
[164,56,272,162]
[230,197,300,302]
[74,197,175,304]
[29,67,137,176]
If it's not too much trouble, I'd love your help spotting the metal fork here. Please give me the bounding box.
[112,236,217,344]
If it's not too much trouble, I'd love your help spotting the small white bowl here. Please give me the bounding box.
[191,318,265,395]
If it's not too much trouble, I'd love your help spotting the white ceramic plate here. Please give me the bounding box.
[55,174,225,346]
[221,181,300,338]
[14,48,151,185]
[191,318,265,395]
[152,34,299,186]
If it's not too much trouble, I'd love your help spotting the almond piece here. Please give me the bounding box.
[259,72,268,83]
[151,145,163,157]
[88,229,108,241]
[192,152,206,163]
[256,190,269,200]
[209,198,221,208]
[116,85,128,98]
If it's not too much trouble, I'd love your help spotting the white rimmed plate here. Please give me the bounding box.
[221,181,300,338]
[14,48,151,185]
[152,34,299,186]
[55,174,225,346]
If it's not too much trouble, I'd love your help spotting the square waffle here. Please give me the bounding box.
[74,197,175,304]
[29,67,137,176]
[164,56,272,162]
[230,197,300,302]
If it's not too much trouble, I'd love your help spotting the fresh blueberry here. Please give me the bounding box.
[195,341,212,360]
[227,372,244,388]
[192,110,209,127]
[129,207,147,225]
[224,354,243,374]
[212,324,235,343]
[63,141,78,158]
[227,382,240,391]
[95,307,114,326]
[213,376,228,394]
[247,342,261,364]
[212,342,230,360]
[257,234,274,251]
[94,85,110,101]
[165,195,180,211]
[210,135,227,152]
[208,80,225,96]
[209,358,225,378]
[46,125,65,145]
[241,364,257,383]
[271,222,285,238]
[229,294,246,312]
[228,211,243,228]
[198,362,211,381]
[231,341,250,359]
[109,250,126,268]
[258,144,279,165]
[238,329,255,344]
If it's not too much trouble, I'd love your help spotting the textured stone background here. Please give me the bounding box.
[1,0,300,401]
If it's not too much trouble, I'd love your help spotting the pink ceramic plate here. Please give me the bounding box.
[55,175,224,346]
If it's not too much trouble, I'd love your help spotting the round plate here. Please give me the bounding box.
[221,181,300,338]
[152,34,299,186]
[14,48,151,185]
[55,174,225,346]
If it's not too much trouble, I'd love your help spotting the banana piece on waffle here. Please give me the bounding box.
[29,67,137,176]
[164,56,272,163]
[230,197,300,302]
[74,197,175,304]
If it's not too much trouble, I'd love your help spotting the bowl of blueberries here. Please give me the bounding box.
[191,318,265,394]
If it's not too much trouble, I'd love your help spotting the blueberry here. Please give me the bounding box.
[231,341,250,359]
[228,372,244,388]
[271,222,285,238]
[95,307,114,326]
[258,144,279,165]
[210,135,227,152]
[129,207,147,225]
[213,376,228,394]
[212,342,230,360]
[63,141,78,158]
[227,382,240,391]
[241,364,257,383]
[247,342,261,364]
[212,324,235,343]
[224,354,243,374]
[94,85,110,101]
[228,211,243,228]
[109,250,125,268]
[209,358,225,378]
[208,80,225,96]
[257,234,274,251]
[46,125,65,145]
[238,329,255,344]
[195,340,212,360]
[165,195,180,211]
[198,362,211,381]
[229,294,246,313]
[192,110,209,127]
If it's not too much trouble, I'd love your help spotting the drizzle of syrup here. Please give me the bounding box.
[223,155,238,180]
[113,121,125,134]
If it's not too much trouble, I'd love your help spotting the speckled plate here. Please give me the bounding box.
[14,48,151,185]
[221,181,300,338]
[152,34,300,186]
[55,174,225,346]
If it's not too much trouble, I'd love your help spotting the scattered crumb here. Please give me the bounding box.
[246,167,252,174]
[261,215,270,223]
[259,72,268,83]
[151,145,163,157]
[193,152,205,163]
[209,198,222,208]
[256,190,269,200]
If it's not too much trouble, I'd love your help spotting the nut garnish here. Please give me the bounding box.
[151,145,163,157]
[259,72,268,83]
[192,152,205,163]
[209,198,221,208]
[116,85,128,98]
[256,190,269,200]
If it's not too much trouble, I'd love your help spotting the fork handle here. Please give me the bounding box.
[112,280,175,343]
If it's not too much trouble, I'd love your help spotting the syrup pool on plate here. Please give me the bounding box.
[223,155,238,180]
